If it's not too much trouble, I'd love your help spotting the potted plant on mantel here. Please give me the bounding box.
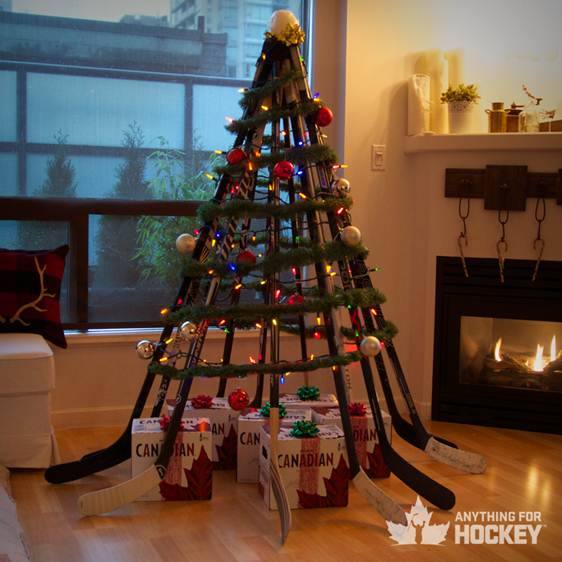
[440,83,480,134]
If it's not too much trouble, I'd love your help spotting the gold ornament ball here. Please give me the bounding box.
[360,336,382,357]
[179,321,196,339]
[136,339,155,360]
[175,233,196,255]
[332,178,351,194]
[341,225,362,247]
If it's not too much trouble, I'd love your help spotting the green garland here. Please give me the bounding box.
[214,144,337,177]
[198,195,351,223]
[259,402,287,418]
[296,385,320,401]
[180,239,368,279]
[226,100,323,134]
[290,420,319,438]
[150,351,362,380]
[239,71,304,108]
[340,322,399,342]
[165,287,385,325]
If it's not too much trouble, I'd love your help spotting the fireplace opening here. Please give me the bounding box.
[433,257,562,434]
[460,317,562,393]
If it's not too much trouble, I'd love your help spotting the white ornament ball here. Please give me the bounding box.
[332,178,351,194]
[360,336,382,357]
[136,339,155,360]
[179,321,196,340]
[175,233,196,255]
[341,225,362,247]
[269,10,299,35]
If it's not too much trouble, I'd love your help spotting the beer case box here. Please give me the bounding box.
[259,424,349,510]
[131,417,212,501]
[312,407,391,478]
[279,393,338,410]
[237,408,312,484]
[167,397,240,469]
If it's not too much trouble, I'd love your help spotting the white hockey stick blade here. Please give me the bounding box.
[352,468,407,525]
[425,437,487,474]
[270,461,292,544]
[79,464,161,516]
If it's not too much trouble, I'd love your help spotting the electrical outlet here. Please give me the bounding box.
[371,144,386,171]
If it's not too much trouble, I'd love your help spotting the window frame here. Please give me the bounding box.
[0,1,313,330]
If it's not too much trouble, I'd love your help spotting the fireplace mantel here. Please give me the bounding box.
[404,132,562,154]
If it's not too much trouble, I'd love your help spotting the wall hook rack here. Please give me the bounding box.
[445,165,562,210]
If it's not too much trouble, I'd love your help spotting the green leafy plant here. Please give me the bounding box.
[440,83,480,104]
[135,139,218,286]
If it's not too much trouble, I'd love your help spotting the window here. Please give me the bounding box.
[0,1,309,328]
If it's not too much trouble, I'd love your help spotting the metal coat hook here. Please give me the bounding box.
[457,179,471,278]
[532,189,547,282]
[496,183,510,284]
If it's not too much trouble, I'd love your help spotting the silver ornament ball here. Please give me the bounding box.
[269,10,299,35]
[360,336,382,357]
[136,339,155,360]
[179,321,196,340]
[341,225,362,247]
[175,233,196,255]
[332,178,351,194]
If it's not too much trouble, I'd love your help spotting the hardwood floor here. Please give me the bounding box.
[10,421,562,562]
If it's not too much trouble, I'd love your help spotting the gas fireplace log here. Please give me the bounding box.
[483,354,532,374]
[545,357,562,374]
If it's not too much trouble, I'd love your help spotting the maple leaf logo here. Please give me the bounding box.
[386,496,449,545]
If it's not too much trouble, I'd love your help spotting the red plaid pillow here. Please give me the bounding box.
[0,245,69,348]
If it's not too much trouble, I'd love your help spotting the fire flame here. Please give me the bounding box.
[551,335,557,364]
[532,344,545,372]
[494,338,503,362]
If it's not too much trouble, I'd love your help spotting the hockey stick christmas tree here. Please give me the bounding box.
[48,9,486,543]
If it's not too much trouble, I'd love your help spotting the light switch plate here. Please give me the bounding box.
[371,144,386,171]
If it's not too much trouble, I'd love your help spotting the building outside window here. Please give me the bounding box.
[0,0,309,328]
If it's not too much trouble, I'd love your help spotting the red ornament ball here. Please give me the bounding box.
[191,394,214,409]
[273,160,294,180]
[228,388,250,411]
[237,249,257,265]
[315,106,333,127]
[287,294,304,305]
[226,147,247,165]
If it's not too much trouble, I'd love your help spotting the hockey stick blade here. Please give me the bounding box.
[270,461,292,543]
[45,435,130,484]
[382,440,456,510]
[79,464,161,516]
[352,468,406,525]
[425,437,487,474]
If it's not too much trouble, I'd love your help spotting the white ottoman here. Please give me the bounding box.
[0,334,60,468]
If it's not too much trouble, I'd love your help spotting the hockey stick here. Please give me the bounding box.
[78,54,287,512]
[289,50,484,472]
[297,151,455,511]
[286,93,405,525]
[79,170,257,514]
[45,53,277,485]
[265,88,292,542]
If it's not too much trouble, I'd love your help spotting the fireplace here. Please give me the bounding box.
[432,257,562,434]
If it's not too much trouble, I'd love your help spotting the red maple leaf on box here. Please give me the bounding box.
[366,443,390,478]
[297,455,349,508]
[214,424,238,470]
[158,447,213,500]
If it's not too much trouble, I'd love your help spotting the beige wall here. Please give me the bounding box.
[342,0,562,413]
